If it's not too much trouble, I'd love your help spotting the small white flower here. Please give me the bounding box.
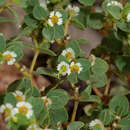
[0,103,13,121]
[20,65,26,72]
[61,48,75,62]
[66,5,80,16]
[48,11,63,27]
[107,1,123,9]
[70,62,83,74]
[3,51,17,65]
[13,90,25,102]
[89,119,104,129]
[27,123,41,130]
[50,40,55,44]
[127,12,130,22]
[41,96,52,107]
[57,61,70,76]
[12,101,33,119]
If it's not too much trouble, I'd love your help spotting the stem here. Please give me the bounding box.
[71,87,79,122]
[104,78,111,96]
[29,49,39,75]
[93,88,103,99]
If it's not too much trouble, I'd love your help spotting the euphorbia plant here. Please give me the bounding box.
[0,0,130,130]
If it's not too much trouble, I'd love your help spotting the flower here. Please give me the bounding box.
[107,1,123,9]
[70,62,83,74]
[41,96,52,107]
[0,103,13,121]
[3,51,17,65]
[48,11,63,27]
[127,12,130,22]
[89,119,104,129]
[61,48,75,62]
[66,5,80,16]
[57,61,70,76]
[13,90,25,102]
[89,54,96,66]
[12,101,33,119]
[27,123,41,130]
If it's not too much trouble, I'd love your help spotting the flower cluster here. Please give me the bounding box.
[48,11,63,27]
[57,48,83,76]
[66,5,80,16]
[107,1,123,9]
[89,119,104,129]
[1,50,17,65]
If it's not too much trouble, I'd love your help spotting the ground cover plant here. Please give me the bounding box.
[0,0,130,129]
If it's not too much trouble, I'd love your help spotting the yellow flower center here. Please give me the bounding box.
[65,52,72,59]
[43,98,48,104]
[60,65,67,72]
[30,128,35,130]
[51,16,59,24]
[94,123,101,127]
[16,95,23,102]
[70,65,79,73]
[4,54,13,61]
[4,108,11,117]
[18,106,28,115]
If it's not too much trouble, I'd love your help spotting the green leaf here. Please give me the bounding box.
[0,17,15,23]
[115,55,130,73]
[4,93,17,106]
[28,97,44,119]
[33,5,48,20]
[99,109,114,125]
[42,27,55,41]
[47,89,69,109]
[78,0,96,6]
[116,21,130,33]
[109,95,129,117]
[87,13,104,30]
[35,67,58,78]
[90,73,107,88]
[40,47,56,56]
[66,40,81,57]
[32,86,41,97]
[58,55,69,63]
[78,70,90,81]
[67,72,78,84]
[0,34,6,52]
[54,25,64,39]
[106,6,121,20]
[80,95,101,104]
[24,15,37,27]
[13,26,36,41]
[92,58,108,75]
[0,0,4,6]
[67,121,84,130]
[27,0,40,7]
[76,38,88,44]
[49,108,68,126]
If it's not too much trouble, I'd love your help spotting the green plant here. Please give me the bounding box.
[0,0,130,130]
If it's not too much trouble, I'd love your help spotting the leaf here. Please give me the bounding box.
[4,93,17,106]
[28,97,44,119]
[76,38,88,44]
[99,109,114,125]
[0,34,6,52]
[35,67,58,78]
[47,89,69,109]
[109,95,129,117]
[54,25,64,39]
[33,5,48,20]
[67,121,84,130]
[91,58,108,75]
[42,27,55,41]
[106,6,121,20]
[87,13,104,30]
[67,72,78,84]
[0,0,4,6]
[40,47,56,56]
[90,73,107,88]
[24,15,37,27]
[0,17,15,23]
[49,108,68,126]
[78,0,96,6]
[78,70,90,81]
